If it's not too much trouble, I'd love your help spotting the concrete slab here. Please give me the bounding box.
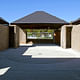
[22,44,80,58]
[0,44,80,80]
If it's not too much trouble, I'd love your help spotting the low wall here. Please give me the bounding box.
[0,24,9,50]
[27,39,54,44]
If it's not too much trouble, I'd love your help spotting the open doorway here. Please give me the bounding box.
[54,30,61,45]
[9,27,14,48]
[66,27,72,48]
[26,29,54,44]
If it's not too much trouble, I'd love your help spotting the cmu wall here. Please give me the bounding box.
[61,25,73,48]
[19,28,26,44]
[61,25,66,48]
[9,25,26,47]
[14,25,19,48]
[9,25,19,48]
[61,25,80,51]
[72,25,80,51]
[0,24,9,50]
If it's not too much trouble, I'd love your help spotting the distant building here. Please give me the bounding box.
[11,11,68,45]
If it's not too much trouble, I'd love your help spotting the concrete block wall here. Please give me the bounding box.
[14,25,19,48]
[0,24,9,50]
[61,24,80,51]
[9,25,20,48]
[61,25,73,48]
[9,25,26,47]
[61,25,67,48]
[19,28,26,44]
[72,25,80,51]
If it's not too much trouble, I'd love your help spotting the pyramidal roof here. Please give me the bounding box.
[0,17,9,24]
[71,18,80,24]
[12,11,68,24]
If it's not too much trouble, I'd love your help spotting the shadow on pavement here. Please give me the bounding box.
[0,45,80,80]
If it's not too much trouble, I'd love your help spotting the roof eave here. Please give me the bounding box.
[11,22,69,25]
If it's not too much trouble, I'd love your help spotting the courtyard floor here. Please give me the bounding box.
[0,44,80,80]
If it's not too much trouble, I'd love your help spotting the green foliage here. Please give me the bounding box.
[26,29,54,33]
[26,29,54,39]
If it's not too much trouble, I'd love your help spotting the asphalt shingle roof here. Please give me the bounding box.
[71,18,80,24]
[0,17,9,24]
[12,11,68,24]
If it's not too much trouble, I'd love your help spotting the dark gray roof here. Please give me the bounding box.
[0,17,9,24]
[12,11,68,24]
[71,18,80,24]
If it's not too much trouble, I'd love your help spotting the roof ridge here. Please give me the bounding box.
[71,18,80,23]
[0,17,9,24]
[11,11,68,24]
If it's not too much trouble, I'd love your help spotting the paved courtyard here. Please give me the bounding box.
[0,44,80,80]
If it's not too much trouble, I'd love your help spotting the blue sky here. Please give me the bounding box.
[0,0,80,22]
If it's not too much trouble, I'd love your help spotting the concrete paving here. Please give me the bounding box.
[0,44,80,80]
